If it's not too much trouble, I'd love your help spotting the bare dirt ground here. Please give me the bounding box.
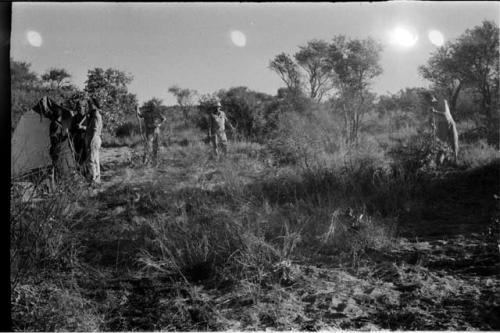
[73,145,500,330]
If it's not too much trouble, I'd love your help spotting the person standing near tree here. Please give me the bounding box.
[208,100,235,158]
[49,114,76,184]
[136,104,166,166]
[85,98,103,184]
[71,98,89,167]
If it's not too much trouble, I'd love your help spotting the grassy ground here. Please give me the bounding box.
[10,129,500,331]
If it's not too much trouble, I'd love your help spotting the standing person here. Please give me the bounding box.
[136,104,166,166]
[49,114,76,184]
[208,100,234,158]
[71,99,88,167]
[430,96,459,163]
[85,98,103,184]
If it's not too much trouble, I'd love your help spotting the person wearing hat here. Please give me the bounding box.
[208,100,234,158]
[136,104,166,166]
[85,97,103,184]
[71,98,89,168]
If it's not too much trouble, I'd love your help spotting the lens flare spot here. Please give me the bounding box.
[389,27,418,48]
[230,30,246,47]
[26,30,43,47]
[428,30,445,47]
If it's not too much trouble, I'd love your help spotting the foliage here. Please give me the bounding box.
[11,58,40,89]
[294,40,335,101]
[269,53,302,96]
[195,93,222,132]
[419,20,499,139]
[84,67,138,134]
[41,68,72,89]
[168,85,199,123]
[11,59,80,130]
[326,36,383,144]
[218,87,275,140]
[269,36,383,143]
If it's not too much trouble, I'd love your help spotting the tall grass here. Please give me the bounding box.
[10,172,104,330]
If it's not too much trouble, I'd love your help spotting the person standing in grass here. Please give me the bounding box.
[85,98,103,184]
[430,96,459,163]
[136,103,166,166]
[49,113,76,184]
[208,100,234,158]
[71,98,89,168]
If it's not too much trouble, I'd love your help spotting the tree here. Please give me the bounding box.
[419,20,499,137]
[419,45,463,115]
[219,87,274,140]
[84,68,138,133]
[11,59,80,130]
[10,58,40,89]
[41,68,72,89]
[327,36,383,144]
[168,85,198,124]
[140,98,164,115]
[294,40,334,101]
[269,53,302,95]
[454,20,499,128]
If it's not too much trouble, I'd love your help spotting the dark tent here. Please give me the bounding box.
[12,96,77,180]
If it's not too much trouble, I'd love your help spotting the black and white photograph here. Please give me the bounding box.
[9,2,500,331]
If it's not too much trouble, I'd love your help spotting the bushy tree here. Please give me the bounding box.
[294,40,334,101]
[419,20,499,139]
[139,98,166,117]
[218,87,274,140]
[11,59,80,130]
[11,58,40,89]
[168,85,198,124]
[327,36,383,144]
[41,68,72,89]
[269,36,383,144]
[269,53,302,96]
[84,68,138,133]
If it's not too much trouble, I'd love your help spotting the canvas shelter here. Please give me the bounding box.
[11,96,77,180]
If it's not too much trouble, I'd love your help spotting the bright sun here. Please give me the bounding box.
[389,27,418,48]
[230,30,246,47]
[27,30,43,47]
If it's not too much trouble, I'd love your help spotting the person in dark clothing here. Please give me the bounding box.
[70,99,89,167]
[49,115,76,183]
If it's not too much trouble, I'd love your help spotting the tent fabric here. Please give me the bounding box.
[11,97,77,179]
[11,109,53,178]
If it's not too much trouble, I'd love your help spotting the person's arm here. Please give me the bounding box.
[77,115,88,130]
[225,113,235,131]
[208,114,212,137]
[136,106,144,118]
[430,107,445,115]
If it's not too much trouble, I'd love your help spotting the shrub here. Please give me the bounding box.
[267,109,343,169]
[459,140,500,168]
[10,175,87,288]
[115,121,140,138]
[12,282,103,331]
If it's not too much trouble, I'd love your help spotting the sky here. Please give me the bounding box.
[11,2,500,106]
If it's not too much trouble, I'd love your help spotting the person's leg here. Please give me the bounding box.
[88,137,99,183]
[143,133,152,164]
[152,129,159,166]
[212,134,219,157]
[220,132,228,156]
[95,136,101,183]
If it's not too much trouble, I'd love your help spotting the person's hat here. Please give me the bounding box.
[215,101,222,108]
